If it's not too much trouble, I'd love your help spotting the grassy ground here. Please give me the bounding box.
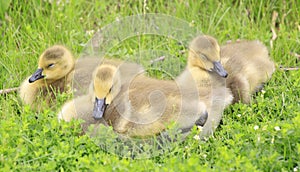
[0,0,299,171]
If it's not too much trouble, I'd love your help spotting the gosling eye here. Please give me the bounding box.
[200,54,208,60]
[47,63,55,68]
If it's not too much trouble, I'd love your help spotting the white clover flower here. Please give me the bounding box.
[274,126,281,131]
[86,30,95,36]
[237,114,241,118]
[193,135,200,140]
[293,166,298,172]
[260,90,266,98]
[254,125,259,130]
[189,20,195,27]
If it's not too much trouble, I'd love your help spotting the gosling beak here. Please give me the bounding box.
[29,68,45,83]
[195,111,208,127]
[213,62,228,78]
[92,97,107,119]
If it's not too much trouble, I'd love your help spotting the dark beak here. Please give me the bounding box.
[29,68,45,83]
[195,111,208,127]
[213,61,228,78]
[92,97,107,119]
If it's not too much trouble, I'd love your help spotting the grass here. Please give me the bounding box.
[0,0,299,171]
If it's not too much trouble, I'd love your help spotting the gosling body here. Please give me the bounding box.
[221,40,275,104]
[92,64,208,138]
[57,60,145,133]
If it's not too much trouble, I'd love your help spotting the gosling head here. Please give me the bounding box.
[188,35,228,78]
[92,64,121,119]
[28,45,75,83]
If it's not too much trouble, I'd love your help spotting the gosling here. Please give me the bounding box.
[19,45,75,110]
[19,45,118,110]
[176,35,233,137]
